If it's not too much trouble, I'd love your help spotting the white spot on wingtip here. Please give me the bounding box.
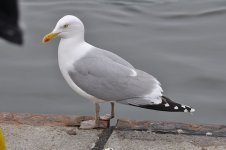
[190,108,195,112]
[165,103,170,107]
[181,105,186,108]
[184,109,188,112]
[174,106,178,110]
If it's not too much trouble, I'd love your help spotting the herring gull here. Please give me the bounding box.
[42,15,195,129]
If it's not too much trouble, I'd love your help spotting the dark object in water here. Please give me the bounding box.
[0,0,23,45]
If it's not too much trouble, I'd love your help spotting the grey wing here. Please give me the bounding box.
[68,53,162,104]
[99,49,135,69]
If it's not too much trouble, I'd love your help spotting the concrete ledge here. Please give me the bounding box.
[116,119,226,137]
[0,112,108,128]
[105,130,226,150]
[104,119,226,150]
[1,124,102,150]
[1,112,226,150]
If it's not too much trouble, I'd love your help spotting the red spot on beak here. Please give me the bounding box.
[44,38,50,43]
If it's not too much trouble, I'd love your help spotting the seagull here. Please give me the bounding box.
[42,15,195,129]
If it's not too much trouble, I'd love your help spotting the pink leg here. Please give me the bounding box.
[80,103,100,129]
[100,102,115,121]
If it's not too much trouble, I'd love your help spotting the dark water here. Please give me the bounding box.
[0,0,226,124]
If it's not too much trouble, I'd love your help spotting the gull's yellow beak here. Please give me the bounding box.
[42,32,60,43]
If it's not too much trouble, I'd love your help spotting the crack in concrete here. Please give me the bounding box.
[92,127,114,150]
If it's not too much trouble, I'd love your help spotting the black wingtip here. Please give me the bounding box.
[130,96,195,113]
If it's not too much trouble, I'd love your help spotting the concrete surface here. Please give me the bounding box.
[105,130,226,150]
[1,112,226,150]
[116,119,226,137]
[1,123,101,150]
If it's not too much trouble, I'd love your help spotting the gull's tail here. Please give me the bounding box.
[128,96,195,113]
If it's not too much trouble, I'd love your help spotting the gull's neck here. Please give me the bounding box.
[58,36,93,63]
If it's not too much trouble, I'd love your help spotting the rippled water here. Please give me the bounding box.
[0,0,226,124]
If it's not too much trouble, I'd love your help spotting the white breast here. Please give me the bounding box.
[58,41,105,103]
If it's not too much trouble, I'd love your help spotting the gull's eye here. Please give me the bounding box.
[63,24,69,28]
